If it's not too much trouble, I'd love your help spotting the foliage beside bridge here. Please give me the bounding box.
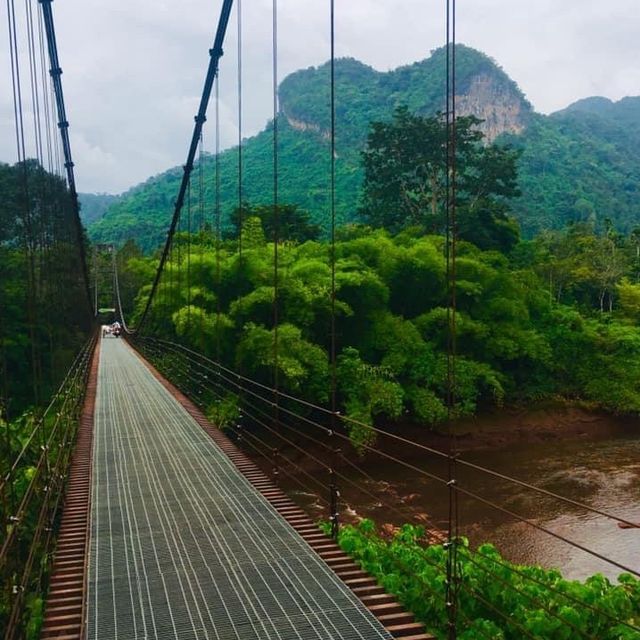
[118,215,640,446]
[0,161,92,417]
[329,519,640,639]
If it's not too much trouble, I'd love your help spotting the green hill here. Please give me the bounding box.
[562,95,640,134]
[503,97,640,235]
[78,192,121,226]
[88,45,640,251]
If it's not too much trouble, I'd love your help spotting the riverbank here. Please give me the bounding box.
[412,400,639,453]
[244,401,638,479]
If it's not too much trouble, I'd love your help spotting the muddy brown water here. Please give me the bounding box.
[276,421,640,581]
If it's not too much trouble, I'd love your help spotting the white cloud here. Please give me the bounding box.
[1,0,638,193]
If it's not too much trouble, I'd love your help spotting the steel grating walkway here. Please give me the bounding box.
[88,338,393,640]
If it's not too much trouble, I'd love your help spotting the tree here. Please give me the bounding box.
[360,106,521,251]
[236,322,329,403]
[617,278,640,320]
[0,161,90,414]
[586,234,627,313]
[630,226,640,281]
[115,239,145,317]
[228,203,321,243]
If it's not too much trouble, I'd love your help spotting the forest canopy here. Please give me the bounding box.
[116,215,640,451]
[0,161,91,417]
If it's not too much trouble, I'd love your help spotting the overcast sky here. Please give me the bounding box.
[1,0,638,194]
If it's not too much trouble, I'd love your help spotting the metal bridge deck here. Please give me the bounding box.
[88,338,392,640]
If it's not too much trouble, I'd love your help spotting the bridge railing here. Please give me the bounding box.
[134,335,640,640]
[0,333,96,639]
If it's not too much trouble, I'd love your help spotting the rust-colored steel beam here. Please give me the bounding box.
[40,344,99,639]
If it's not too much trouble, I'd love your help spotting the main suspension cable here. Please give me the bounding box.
[133,0,234,332]
[40,0,92,315]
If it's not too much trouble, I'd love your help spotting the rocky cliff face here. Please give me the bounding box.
[278,46,532,146]
[456,72,531,142]
[283,72,531,145]
[284,111,330,141]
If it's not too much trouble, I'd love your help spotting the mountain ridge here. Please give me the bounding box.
[88,45,640,250]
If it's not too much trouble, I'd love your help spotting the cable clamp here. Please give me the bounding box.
[194,114,207,125]
[49,67,62,77]
[58,120,69,129]
[447,479,457,487]
[210,46,224,58]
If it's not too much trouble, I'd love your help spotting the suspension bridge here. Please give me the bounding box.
[45,336,423,639]
[2,0,640,639]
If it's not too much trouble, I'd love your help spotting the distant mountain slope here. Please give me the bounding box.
[562,96,640,135]
[88,45,640,250]
[78,192,121,226]
[504,97,640,235]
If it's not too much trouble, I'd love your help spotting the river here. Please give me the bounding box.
[279,424,640,581]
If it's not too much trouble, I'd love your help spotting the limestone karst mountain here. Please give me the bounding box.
[87,45,640,250]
